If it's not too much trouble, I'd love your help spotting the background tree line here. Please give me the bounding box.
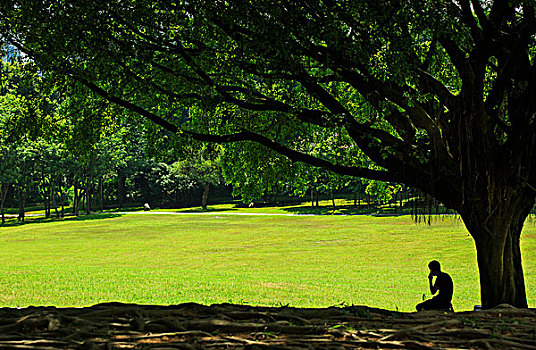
[0,56,225,222]
[0,55,408,224]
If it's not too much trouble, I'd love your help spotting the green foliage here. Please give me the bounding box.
[363,180,402,205]
[222,142,299,203]
[0,1,463,207]
[2,1,534,202]
[0,59,59,143]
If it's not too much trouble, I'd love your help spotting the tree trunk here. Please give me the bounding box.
[475,232,526,309]
[201,183,210,210]
[60,185,65,218]
[99,176,104,212]
[42,175,50,219]
[73,182,78,215]
[76,189,82,216]
[18,185,25,222]
[311,187,314,208]
[81,190,85,211]
[92,185,97,212]
[0,184,8,225]
[51,175,59,219]
[86,178,91,215]
[118,171,126,209]
[460,198,533,309]
[76,186,85,217]
[330,191,335,209]
[315,190,319,207]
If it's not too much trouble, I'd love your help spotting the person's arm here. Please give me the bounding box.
[429,273,438,295]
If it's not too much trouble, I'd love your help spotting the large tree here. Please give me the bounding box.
[2,1,536,308]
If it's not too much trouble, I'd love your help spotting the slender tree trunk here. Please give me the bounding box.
[92,185,97,212]
[73,182,77,215]
[73,182,79,216]
[86,178,91,215]
[118,171,126,209]
[60,185,65,218]
[51,175,59,219]
[99,176,104,212]
[330,191,335,209]
[79,189,85,212]
[80,190,85,211]
[42,175,50,219]
[315,190,319,207]
[18,185,25,222]
[0,184,8,225]
[201,183,210,210]
[77,187,85,217]
[311,187,314,208]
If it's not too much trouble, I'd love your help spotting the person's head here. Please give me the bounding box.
[428,260,441,276]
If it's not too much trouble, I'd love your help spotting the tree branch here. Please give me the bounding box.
[417,68,459,109]
[70,75,181,133]
[489,0,516,28]
[436,35,469,78]
[185,129,400,181]
[116,60,202,102]
[458,0,484,42]
[470,0,491,32]
[338,70,440,135]
[69,74,401,182]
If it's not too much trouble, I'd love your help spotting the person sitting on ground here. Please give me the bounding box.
[416,260,453,311]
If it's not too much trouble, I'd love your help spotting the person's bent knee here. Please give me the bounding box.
[416,302,424,311]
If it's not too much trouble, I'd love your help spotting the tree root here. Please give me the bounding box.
[0,303,534,349]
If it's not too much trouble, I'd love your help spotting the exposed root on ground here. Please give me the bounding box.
[0,302,535,349]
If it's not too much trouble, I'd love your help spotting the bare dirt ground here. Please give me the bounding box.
[0,302,535,349]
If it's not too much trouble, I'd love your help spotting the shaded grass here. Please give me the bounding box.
[168,199,411,215]
[3,197,418,222]
[0,213,535,312]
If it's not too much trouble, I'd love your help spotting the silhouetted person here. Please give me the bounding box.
[416,260,453,311]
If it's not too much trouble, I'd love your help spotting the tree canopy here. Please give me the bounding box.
[2,0,536,308]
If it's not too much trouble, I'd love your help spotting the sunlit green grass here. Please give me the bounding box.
[0,213,535,312]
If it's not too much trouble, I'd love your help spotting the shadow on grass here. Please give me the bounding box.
[0,213,124,227]
[180,208,239,213]
[281,205,410,216]
[70,213,124,221]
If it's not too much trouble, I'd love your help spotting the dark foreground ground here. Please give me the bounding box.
[0,303,535,349]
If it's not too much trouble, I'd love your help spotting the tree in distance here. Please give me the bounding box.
[170,144,222,210]
[2,1,536,309]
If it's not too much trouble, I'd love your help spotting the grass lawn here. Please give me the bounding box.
[0,212,535,312]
